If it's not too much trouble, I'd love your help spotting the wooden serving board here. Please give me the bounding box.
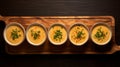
[0,16,119,54]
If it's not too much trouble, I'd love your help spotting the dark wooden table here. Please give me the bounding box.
[0,0,120,67]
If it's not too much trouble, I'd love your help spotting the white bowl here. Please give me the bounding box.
[48,23,68,45]
[3,22,25,46]
[69,23,89,46]
[90,22,112,45]
[26,23,47,46]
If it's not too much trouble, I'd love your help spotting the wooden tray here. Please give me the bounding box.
[0,16,119,54]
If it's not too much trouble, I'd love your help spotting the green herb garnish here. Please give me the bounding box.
[31,30,40,40]
[76,29,85,39]
[54,30,62,41]
[11,28,21,40]
[94,27,108,41]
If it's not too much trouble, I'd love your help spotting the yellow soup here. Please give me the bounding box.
[91,25,111,44]
[6,25,24,45]
[69,25,89,45]
[27,26,46,45]
[49,25,67,44]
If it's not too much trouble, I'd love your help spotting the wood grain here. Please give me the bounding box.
[0,16,118,54]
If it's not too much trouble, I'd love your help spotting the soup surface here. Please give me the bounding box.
[49,25,67,44]
[91,25,111,44]
[6,25,24,45]
[27,25,46,45]
[69,25,89,45]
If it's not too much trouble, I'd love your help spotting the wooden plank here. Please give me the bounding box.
[0,16,118,54]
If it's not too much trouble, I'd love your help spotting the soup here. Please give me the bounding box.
[5,25,24,45]
[27,25,46,45]
[49,25,67,45]
[91,25,111,45]
[69,25,89,45]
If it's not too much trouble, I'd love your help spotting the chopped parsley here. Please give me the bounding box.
[11,28,21,40]
[94,27,108,41]
[76,29,85,39]
[31,30,40,40]
[54,30,62,41]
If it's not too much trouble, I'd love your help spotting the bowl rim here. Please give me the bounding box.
[3,22,25,46]
[26,23,47,46]
[90,22,112,45]
[68,22,90,46]
[48,23,68,45]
